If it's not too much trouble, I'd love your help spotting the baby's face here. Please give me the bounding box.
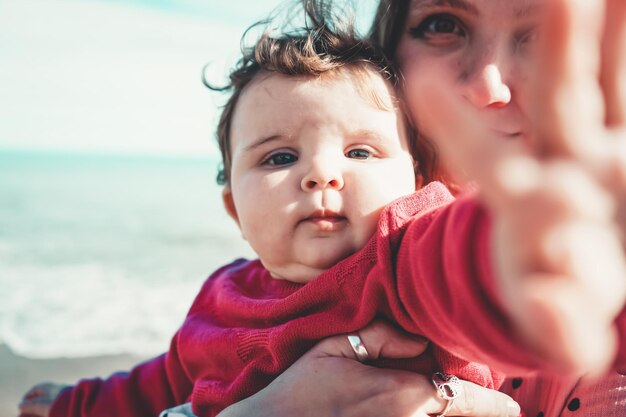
[223,70,416,283]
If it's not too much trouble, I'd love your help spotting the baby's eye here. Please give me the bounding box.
[409,14,466,41]
[263,152,297,166]
[346,149,371,160]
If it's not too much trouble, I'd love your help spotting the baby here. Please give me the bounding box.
[20,14,626,417]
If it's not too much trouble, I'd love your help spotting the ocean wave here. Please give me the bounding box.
[0,263,207,358]
[0,151,254,358]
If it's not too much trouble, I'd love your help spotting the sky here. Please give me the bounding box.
[0,0,377,156]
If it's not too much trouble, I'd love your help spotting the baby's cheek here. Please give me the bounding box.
[357,208,385,244]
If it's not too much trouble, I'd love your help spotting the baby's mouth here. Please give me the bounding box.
[301,210,347,232]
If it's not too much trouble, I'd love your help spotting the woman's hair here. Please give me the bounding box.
[206,0,432,187]
[368,0,410,58]
[369,0,455,190]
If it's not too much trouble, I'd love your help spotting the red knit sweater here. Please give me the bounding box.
[49,182,626,417]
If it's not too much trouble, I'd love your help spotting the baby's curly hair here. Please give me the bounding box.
[206,2,427,186]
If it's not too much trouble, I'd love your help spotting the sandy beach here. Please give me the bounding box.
[0,344,147,417]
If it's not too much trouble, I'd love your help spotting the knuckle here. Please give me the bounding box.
[496,394,513,417]
[457,381,476,415]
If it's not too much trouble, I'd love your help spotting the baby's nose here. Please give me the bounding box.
[301,162,344,191]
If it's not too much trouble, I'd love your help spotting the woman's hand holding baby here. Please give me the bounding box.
[217,320,521,417]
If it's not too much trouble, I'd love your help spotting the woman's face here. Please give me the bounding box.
[396,0,542,144]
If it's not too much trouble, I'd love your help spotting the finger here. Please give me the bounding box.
[312,319,428,362]
[446,380,521,417]
[23,389,45,401]
[492,159,616,228]
[530,0,606,161]
[415,375,520,417]
[541,222,626,315]
[21,382,58,403]
[357,319,429,360]
[516,275,618,375]
[601,0,626,127]
[22,387,52,402]
[603,137,626,225]
[329,367,521,417]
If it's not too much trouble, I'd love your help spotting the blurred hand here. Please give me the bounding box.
[420,0,626,375]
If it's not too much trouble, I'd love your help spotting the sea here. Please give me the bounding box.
[0,150,253,359]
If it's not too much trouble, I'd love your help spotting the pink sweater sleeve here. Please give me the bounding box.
[389,190,551,375]
[50,332,193,417]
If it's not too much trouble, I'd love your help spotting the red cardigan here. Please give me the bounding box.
[50,182,626,417]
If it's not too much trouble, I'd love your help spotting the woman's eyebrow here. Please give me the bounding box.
[410,0,479,16]
[514,2,543,19]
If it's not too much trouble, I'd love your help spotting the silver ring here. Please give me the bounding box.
[347,334,369,362]
[431,372,462,417]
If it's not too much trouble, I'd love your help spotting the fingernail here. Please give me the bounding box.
[508,400,521,417]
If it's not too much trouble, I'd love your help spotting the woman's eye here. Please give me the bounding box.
[264,152,297,166]
[517,27,539,51]
[409,14,465,40]
[346,149,371,160]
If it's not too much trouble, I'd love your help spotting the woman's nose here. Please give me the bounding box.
[301,160,345,191]
[462,63,512,108]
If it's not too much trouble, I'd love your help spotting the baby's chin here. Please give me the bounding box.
[266,252,355,284]
[268,268,323,283]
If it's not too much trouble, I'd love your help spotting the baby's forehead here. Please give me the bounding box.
[337,65,399,113]
[249,65,399,113]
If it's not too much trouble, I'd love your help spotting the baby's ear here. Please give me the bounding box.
[222,186,240,227]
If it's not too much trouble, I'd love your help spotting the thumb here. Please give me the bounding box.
[312,319,429,362]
